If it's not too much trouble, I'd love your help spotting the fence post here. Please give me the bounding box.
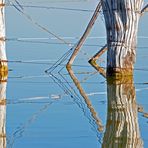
[0,0,7,74]
[102,0,143,77]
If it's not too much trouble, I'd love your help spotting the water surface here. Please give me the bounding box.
[2,0,148,147]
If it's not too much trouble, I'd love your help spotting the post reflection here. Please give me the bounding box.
[67,65,144,147]
[0,72,7,148]
[67,68,104,132]
[102,77,143,148]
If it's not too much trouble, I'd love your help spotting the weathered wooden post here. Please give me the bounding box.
[0,0,7,74]
[102,77,143,147]
[0,73,7,148]
[102,0,143,76]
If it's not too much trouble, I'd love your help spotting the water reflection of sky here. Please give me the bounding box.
[3,0,148,148]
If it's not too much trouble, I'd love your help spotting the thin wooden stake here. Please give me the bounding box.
[66,1,102,69]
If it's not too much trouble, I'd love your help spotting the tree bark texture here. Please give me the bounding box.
[0,0,7,72]
[102,77,143,148]
[102,0,143,76]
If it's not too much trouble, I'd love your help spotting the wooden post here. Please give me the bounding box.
[0,0,7,73]
[102,77,143,147]
[102,0,143,76]
[0,73,7,148]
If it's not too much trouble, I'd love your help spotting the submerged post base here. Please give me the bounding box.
[107,75,133,85]
[107,67,133,78]
[0,62,8,78]
[0,64,8,83]
[0,99,6,105]
[0,133,6,138]
[88,58,101,71]
[88,58,106,78]
[66,63,72,71]
[106,67,134,84]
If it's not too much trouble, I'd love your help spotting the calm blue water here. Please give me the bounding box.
[2,0,148,148]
